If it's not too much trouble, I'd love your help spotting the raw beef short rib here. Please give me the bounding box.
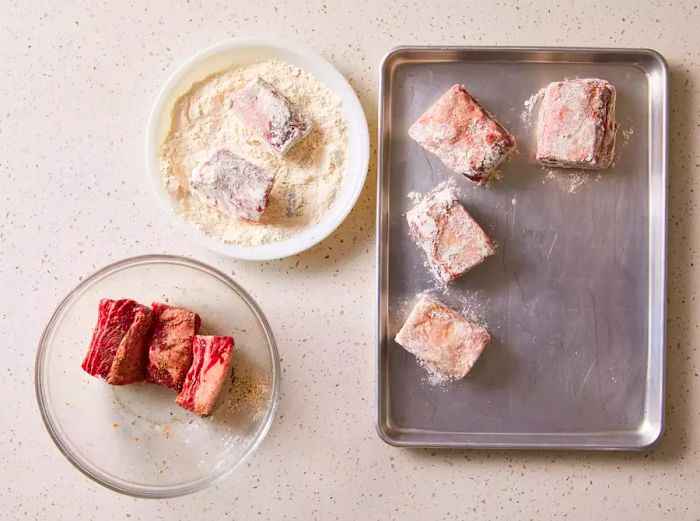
[230,77,312,155]
[176,335,234,415]
[82,298,153,385]
[191,149,275,222]
[409,84,516,184]
[145,302,202,391]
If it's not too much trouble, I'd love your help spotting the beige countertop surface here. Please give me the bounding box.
[2,1,699,519]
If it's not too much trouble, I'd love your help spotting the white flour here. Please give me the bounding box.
[609,125,635,169]
[160,60,348,245]
[409,290,490,388]
[543,168,601,194]
[621,126,634,145]
[442,287,489,329]
[406,180,460,287]
[520,88,544,126]
[418,358,451,387]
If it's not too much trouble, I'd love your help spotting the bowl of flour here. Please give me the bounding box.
[146,38,369,260]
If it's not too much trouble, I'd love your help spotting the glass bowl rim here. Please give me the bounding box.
[34,253,281,498]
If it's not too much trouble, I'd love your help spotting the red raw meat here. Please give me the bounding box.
[176,335,234,415]
[81,298,153,385]
[407,186,495,282]
[395,296,490,379]
[230,77,312,155]
[145,302,202,391]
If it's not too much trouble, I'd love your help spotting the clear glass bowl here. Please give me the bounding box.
[35,255,280,497]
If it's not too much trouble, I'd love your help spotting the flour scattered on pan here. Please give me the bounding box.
[418,358,452,388]
[393,295,412,317]
[446,288,490,329]
[159,59,348,246]
[520,88,544,126]
[609,124,635,168]
[406,179,460,208]
[543,169,601,194]
[407,191,422,205]
[621,127,634,145]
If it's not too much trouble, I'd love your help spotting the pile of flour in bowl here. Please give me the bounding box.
[159,59,348,246]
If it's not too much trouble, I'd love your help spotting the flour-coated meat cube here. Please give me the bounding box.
[409,84,516,184]
[407,186,495,282]
[395,296,490,379]
[190,149,275,222]
[536,78,618,169]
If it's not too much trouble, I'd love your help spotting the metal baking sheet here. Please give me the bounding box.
[376,47,668,449]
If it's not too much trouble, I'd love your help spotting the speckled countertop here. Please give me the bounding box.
[1,1,699,519]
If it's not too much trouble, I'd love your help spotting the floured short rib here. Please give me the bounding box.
[407,186,495,282]
[536,78,618,169]
[409,85,516,184]
[176,335,234,415]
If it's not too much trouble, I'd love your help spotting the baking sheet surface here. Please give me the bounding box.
[376,48,667,448]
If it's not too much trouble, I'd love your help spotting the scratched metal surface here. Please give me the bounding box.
[376,47,668,448]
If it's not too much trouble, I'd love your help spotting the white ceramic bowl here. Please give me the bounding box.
[145,38,370,260]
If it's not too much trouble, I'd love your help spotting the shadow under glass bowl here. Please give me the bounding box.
[35,254,280,498]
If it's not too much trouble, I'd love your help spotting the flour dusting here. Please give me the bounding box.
[407,289,491,389]
[520,88,544,126]
[620,126,635,148]
[418,358,451,387]
[406,179,460,209]
[407,191,422,205]
[543,168,601,194]
[160,59,348,245]
[444,288,489,329]
[608,125,635,169]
